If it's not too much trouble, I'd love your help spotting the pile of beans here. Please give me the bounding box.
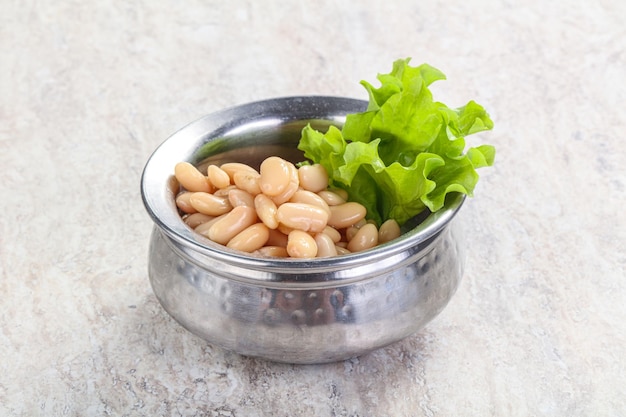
[174,156,401,258]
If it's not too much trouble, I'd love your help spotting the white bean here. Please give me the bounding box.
[298,164,329,192]
[379,219,401,243]
[327,202,367,229]
[276,202,329,233]
[314,233,338,257]
[183,213,214,228]
[269,162,300,205]
[318,190,347,206]
[207,165,231,189]
[220,163,259,181]
[194,213,227,237]
[287,230,318,258]
[174,162,212,193]
[208,206,257,245]
[175,192,197,214]
[266,228,289,247]
[259,156,293,196]
[347,223,379,252]
[189,192,233,216]
[254,246,289,257]
[335,246,351,255]
[228,188,255,207]
[321,226,341,243]
[214,185,237,198]
[233,171,262,195]
[289,190,330,214]
[254,193,279,229]
[227,223,270,252]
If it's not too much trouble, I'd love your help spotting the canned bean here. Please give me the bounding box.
[175,154,402,258]
[269,162,300,205]
[174,162,212,193]
[333,188,349,201]
[254,246,289,258]
[276,202,329,233]
[298,164,329,193]
[189,192,233,216]
[347,223,379,252]
[270,179,299,205]
[335,246,351,255]
[345,225,360,242]
[194,213,227,237]
[214,185,237,198]
[289,190,330,214]
[254,194,279,229]
[208,206,258,245]
[277,223,295,236]
[327,202,367,229]
[321,226,341,243]
[175,192,197,214]
[220,163,259,181]
[228,188,255,207]
[286,230,318,258]
[379,219,401,243]
[259,156,292,196]
[207,165,231,189]
[266,228,288,247]
[314,233,338,258]
[354,218,368,228]
[233,171,262,196]
[183,212,214,229]
[317,190,347,206]
[227,223,270,253]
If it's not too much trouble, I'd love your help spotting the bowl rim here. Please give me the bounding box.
[141,95,465,275]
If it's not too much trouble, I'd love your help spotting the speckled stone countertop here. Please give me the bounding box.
[2,1,625,415]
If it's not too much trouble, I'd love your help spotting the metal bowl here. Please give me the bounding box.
[141,96,466,364]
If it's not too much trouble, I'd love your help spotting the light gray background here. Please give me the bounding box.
[1,0,624,415]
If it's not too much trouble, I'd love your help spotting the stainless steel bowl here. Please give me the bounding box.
[141,96,466,364]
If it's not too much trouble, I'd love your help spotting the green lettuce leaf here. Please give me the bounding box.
[298,58,495,226]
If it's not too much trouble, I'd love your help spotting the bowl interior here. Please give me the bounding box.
[194,118,335,170]
[141,96,464,274]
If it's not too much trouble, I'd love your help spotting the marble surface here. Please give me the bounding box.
[1,0,625,415]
